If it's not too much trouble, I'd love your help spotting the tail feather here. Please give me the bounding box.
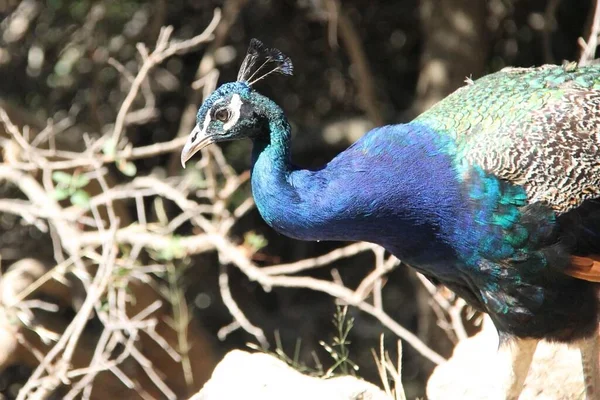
[566,255,600,282]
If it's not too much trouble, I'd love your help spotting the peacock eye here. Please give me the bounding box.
[215,109,230,123]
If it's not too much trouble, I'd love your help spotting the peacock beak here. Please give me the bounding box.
[181,123,213,168]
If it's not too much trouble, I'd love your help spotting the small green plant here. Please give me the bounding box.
[248,305,359,378]
[102,138,137,176]
[163,261,194,390]
[51,171,90,207]
[246,306,410,398]
[247,331,324,376]
[319,305,359,377]
[243,231,268,254]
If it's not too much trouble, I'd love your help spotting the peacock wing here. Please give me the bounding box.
[414,63,600,215]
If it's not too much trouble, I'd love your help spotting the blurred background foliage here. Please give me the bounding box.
[0,0,596,398]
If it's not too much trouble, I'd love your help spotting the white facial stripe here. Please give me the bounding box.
[223,94,243,131]
[199,110,211,138]
[190,113,211,145]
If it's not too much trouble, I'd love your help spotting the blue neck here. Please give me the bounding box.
[251,114,296,230]
[250,102,463,266]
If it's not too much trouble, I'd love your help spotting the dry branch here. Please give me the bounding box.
[579,0,600,65]
[0,13,224,399]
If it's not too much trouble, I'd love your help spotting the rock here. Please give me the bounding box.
[192,350,389,400]
[427,316,585,400]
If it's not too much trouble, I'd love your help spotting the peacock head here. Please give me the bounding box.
[181,39,293,167]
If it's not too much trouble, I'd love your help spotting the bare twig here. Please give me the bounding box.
[111,10,222,146]
[372,335,406,400]
[209,235,446,365]
[415,272,468,343]
[0,13,230,399]
[261,242,376,275]
[579,0,600,65]
[16,226,119,400]
[218,264,269,347]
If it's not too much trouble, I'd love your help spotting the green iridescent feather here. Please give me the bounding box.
[416,63,600,214]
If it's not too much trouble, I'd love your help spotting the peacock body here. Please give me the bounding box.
[181,40,600,398]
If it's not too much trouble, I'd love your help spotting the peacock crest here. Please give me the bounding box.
[237,38,294,86]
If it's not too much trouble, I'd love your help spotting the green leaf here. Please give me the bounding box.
[52,187,70,201]
[71,174,90,188]
[155,236,184,261]
[244,231,268,252]
[52,171,73,185]
[70,190,90,207]
[99,300,110,313]
[118,161,137,177]
[102,138,116,157]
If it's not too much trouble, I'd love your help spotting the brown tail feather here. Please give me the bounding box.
[566,255,600,282]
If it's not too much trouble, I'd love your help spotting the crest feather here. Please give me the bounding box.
[237,38,293,85]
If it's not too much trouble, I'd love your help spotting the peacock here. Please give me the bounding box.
[181,39,600,399]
